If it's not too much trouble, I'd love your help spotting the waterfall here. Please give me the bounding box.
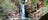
[20,4,25,20]
[20,0,28,20]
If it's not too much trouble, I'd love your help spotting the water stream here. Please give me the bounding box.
[20,0,28,20]
[20,4,25,20]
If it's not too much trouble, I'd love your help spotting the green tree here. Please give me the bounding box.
[0,0,17,20]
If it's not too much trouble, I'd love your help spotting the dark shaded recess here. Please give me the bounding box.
[24,5,29,17]
[25,10,28,17]
[39,13,48,20]
[37,3,39,10]
[0,7,3,13]
[11,0,15,2]
[6,15,9,19]
[21,0,25,4]
[32,10,36,13]
[22,2,25,4]
[8,13,11,16]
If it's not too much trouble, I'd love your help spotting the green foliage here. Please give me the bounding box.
[44,0,48,7]
[42,0,48,16]
[0,0,16,14]
[0,0,16,20]
[31,0,36,5]
[42,5,48,16]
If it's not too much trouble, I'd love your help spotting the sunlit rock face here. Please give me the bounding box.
[7,9,21,20]
[28,0,43,20]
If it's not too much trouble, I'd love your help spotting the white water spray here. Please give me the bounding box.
[20,4,25,20]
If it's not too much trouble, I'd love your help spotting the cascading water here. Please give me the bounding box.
[20,4,25,20]
[20,0,25,20]
[20,0,28,20]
